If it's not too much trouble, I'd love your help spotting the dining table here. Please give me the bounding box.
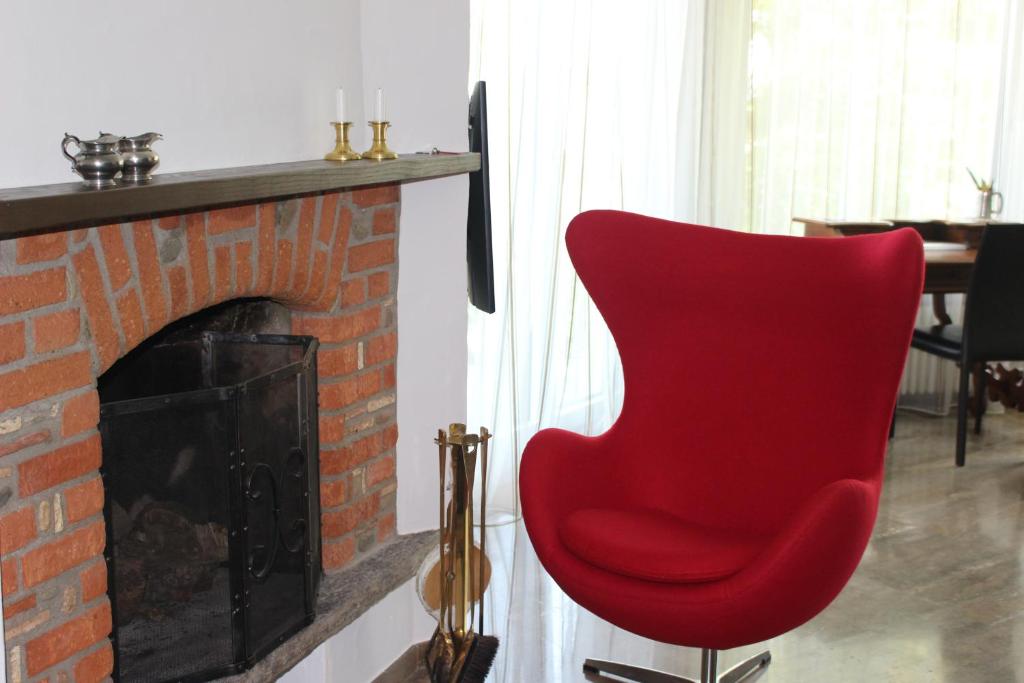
[793,217,994,324]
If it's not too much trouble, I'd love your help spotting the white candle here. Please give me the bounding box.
[335,88,346,123]
[374,88,386,122]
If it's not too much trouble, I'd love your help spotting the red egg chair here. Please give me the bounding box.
[520,211,923,682]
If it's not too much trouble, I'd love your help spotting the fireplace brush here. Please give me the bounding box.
[424,424,498,683]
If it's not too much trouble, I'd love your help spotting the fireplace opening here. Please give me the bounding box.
[97,300,322,683]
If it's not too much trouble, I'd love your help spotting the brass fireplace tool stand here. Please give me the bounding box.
[425,424,498,683]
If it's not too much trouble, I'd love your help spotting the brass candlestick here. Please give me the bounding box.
[324,122,361,161]
[364,121,399,161]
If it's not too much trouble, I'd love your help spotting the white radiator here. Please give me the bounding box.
[896,294,962,415]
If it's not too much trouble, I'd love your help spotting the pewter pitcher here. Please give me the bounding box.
[116,132,162,183]
[62,133,122,188]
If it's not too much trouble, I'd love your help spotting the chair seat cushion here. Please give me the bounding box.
[911,324,963,360]
[560,507,765,583]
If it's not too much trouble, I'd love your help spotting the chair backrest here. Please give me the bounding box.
[566,211,923,534]
[964,225,1024,361]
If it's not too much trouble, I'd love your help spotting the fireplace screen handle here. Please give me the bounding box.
[286,446,305,479]
[245,450,308,581]
[245,463,280,581]
[283,519,307,553]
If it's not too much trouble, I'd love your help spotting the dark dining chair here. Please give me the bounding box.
[521,211,923,682]
[910,225,1024,466]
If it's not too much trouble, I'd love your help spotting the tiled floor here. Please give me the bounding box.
[469,411,1024,682]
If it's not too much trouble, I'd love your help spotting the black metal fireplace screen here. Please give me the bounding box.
[99,332,321,683]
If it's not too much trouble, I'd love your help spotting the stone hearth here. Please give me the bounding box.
[0,185,404,682]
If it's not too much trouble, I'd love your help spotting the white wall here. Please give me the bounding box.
[0,0,365,188]
[0,560,5,683]
[359,0,471,537]
[278,579,434,683]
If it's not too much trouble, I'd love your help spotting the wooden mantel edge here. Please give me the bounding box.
[0,152,480,239]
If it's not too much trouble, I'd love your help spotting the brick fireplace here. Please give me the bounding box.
[0,185,403,682]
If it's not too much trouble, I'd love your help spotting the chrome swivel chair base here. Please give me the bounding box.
[583,648,771,683]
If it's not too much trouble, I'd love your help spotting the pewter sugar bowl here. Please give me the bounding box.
[61,133,122,188]
[117,132,162,183]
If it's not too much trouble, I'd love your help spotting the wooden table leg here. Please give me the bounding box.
[932,294,953,325]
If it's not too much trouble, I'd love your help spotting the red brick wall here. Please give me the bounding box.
[0,185,401,682]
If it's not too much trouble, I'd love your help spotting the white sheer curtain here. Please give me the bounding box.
[994,0,1024,221]
[749,0,1007,234]
[692,0,753,230]
[469,0,1020,512]
[467,0,721,517]
[747,0,1009,412]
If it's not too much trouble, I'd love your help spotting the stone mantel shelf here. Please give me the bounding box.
[215,530,437,683]
[0,153,480,239]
